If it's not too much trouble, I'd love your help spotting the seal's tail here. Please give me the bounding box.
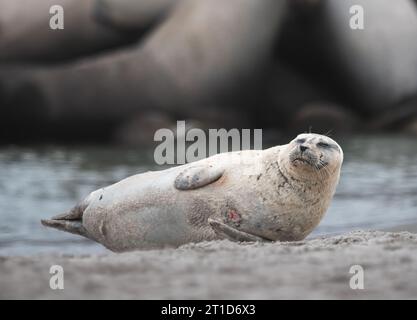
[41,202,91,239]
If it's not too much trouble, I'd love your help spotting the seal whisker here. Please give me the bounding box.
[313,163,325,181]
[320,161,332,179]
[322,129,333,137]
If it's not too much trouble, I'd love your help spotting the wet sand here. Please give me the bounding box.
[1,230,417,299]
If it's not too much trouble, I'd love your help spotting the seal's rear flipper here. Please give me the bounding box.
[208,218,272,243]
[41,202,92,240]
[41,218,90,239]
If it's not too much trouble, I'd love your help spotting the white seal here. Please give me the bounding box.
[42,133,343,252]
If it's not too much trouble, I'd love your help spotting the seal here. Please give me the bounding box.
[41,133,343,252]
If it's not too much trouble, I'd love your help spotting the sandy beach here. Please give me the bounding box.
[1,230,416,299]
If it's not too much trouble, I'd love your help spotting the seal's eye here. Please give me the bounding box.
[296,138,306,144]
[317,142,330,148]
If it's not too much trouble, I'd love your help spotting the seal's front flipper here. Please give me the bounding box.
[208,218,271,243]
[175,165,224,190]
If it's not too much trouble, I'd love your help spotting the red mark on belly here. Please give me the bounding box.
[228,209,240,221]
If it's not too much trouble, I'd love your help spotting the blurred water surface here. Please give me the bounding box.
[0,134,416,255]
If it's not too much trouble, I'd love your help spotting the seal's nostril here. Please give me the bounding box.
[300,145,308,152]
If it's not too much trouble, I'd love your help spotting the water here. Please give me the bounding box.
[0,135,416,255]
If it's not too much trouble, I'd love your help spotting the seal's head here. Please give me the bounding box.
[282,133,343,181]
